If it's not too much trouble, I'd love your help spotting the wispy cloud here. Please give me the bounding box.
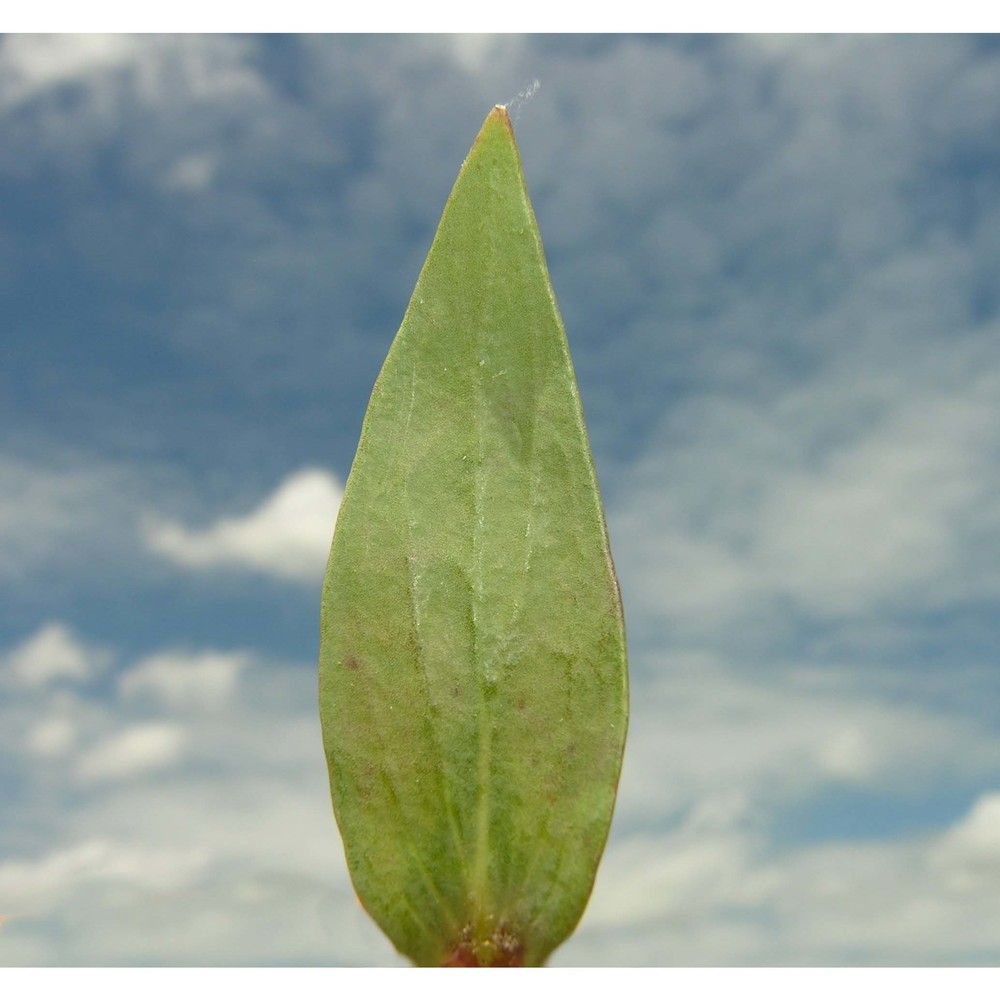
[552,647,1000,964]
[26,716,78,758]
[566,786,1000,965]
[0,34,141,112]
[120,650,251,710]
[613,339,1000,645]
[0,622,109,688]
[615,653,1000,831]
[0,839,210,917]
[76,722,187,784]
[0,632,396,965]
[0,33,266,126]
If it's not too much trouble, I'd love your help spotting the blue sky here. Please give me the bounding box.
[2,33,1000,966]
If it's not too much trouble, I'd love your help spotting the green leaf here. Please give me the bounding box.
[319,105,628,967]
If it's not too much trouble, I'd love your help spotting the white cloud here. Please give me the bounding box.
[755,365,1000,617]
[161,151,217,192]
[143,468,343,583]
[0,34,269,196]
[935,792,1000,866]
[0,640,399,965]
[581,822,763,933]
[0,34,265,117]
[119,650,251,710]
[562,788,1000,966]
[77,722,186,783]
[0,454,151,588]
[615,652,1000,830]
[614,339,1000,637]
[0,34,141,111]
[431,35,524,76]
[1,622,108,688]
[0,839,209,916]
[817,727,875,783]
[0,839,388,966]
[26,716,77,758]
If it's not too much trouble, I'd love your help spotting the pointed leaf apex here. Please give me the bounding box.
[474,105,515,146]
[490,104,513,127]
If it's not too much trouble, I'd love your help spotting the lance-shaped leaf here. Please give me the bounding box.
[319,105,627,967]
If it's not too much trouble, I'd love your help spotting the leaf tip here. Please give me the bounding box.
[487,103,514,133]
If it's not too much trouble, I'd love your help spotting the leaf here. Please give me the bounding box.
[319,105,628,967]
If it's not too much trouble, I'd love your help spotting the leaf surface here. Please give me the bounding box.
[319,106,627,967]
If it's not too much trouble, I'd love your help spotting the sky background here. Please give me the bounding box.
[2,33,1000,966]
